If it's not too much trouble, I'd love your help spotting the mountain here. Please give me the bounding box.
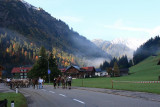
[111,38,146,50]
[0,0,111,67]
[133,36,160,65]
[92,39,134,59]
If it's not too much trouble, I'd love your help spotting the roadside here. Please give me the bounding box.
[0,83,14,93]
[0,83,27,107]
[73,86,160,102]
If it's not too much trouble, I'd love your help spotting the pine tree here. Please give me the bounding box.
[48,53,61,81]
[28,46,48,81]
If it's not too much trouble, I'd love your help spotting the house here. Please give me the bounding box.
[81,67,96,78]
[64,65,96,78]
[65,65,81,78]
[95,69,107,77]
[11,67,32,79]
[59,68,66,75]
[119,68,129,76]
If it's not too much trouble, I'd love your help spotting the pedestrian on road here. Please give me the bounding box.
[57,75,61,88]
[67,75,72,89]
[38,77,43,89]
[53,77,57,89]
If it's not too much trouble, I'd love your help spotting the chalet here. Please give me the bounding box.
[64,66,96,78]
[81,67,96,78]
[65,66,81,78]
[95,69,107,77]
[11,67,32,79]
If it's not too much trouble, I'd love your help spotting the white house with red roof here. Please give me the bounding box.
[11,67,32,79]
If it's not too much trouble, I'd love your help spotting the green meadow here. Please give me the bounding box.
[72,55,160,94]
[0,92,27,107]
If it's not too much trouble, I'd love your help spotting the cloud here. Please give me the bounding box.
[104,20,150,32]
[58,16,83,23]
[104,19,160,36]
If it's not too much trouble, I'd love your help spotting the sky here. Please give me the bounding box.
[24,0,160,43]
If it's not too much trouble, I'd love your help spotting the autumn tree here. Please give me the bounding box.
[113,62,120,77]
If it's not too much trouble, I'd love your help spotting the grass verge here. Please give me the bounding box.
[0,92,27,107]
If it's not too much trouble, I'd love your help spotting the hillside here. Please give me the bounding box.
[133,36,160,65]
[92,39,134,58]
[0,0,111,64]
[72,55,160,93]
[128,55,160,81]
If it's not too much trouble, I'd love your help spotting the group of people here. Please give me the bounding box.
[53,75,72,89]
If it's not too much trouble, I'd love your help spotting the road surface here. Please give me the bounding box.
[19,85,160,107]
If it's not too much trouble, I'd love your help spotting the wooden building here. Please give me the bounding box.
[11,67,32,79]
[65,66,81,78]
[119,68,129,76]
[64,66,96,78]
[81,67,96,78]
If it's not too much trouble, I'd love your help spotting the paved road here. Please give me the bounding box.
[19,85,160,107]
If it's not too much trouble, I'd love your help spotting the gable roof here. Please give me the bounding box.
[66,65,80,71]
[11,67,32,73]
[81,67,95,72]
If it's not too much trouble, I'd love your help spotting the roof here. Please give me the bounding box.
[66,65,80,71]
[11,67,32,73]
[59,68,66,73]
[81,67,95,72]
[95,68,101,72]
[119,68,129,73]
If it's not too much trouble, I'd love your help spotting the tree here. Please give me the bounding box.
[118,55,130,69]
[107,67,113,77]
[113,62,120,77]
[48,53,61,81]
[109,57,117,67]
[28,46,48,81]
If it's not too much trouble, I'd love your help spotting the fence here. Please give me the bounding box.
[111,80,160,93]
[0,99,8,107]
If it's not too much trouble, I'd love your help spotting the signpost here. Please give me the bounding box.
[48,69,51,74]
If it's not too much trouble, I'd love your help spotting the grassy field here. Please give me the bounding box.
[72,55,160,94]
[0,92,27,107]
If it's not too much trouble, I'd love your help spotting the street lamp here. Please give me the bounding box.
[39,56,50,84]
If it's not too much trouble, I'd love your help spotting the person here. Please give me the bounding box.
[67,75,72,89]
[53,77,57,89]
[41,78,44,88]
[38,77,42,89]
[57,75,61,88]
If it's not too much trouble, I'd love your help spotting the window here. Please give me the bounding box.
[21,76,23,79]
